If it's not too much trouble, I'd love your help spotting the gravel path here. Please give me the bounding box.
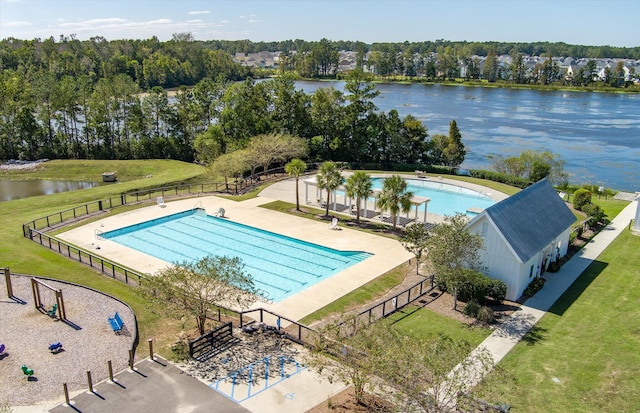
[0,275,136,406]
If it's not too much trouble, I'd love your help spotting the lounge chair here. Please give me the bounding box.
[157,196,166,207]
[329,217,340,230]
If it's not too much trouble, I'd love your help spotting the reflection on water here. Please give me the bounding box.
[0,180,101,202]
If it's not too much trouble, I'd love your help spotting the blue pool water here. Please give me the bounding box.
[102,209,371,302]
[371,178,495,216]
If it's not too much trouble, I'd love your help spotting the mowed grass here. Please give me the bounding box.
[386,306,492,347]
[473,229,640,412]
[0,159,206,355]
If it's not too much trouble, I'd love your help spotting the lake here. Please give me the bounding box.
[296,80,640,192]
[0,180,101,202]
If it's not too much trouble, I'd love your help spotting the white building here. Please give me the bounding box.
[466,179,576,301]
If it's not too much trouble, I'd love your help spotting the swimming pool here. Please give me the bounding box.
[102,209,371,302]
[371,178,495,216]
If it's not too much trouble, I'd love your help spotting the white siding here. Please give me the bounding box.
[468,214,574,301]
[471,216,523,301]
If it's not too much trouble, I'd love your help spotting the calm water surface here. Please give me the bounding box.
[0,180,101,202]
[297,81,640,192]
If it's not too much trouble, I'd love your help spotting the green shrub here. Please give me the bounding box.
[170,340,190,361]
[456,272,507,304]
[463,300,481,317]
[468,169,531,188]
[572,188,592,211]
[476,306,496,324]
[547,260,562,273]
[435,276,448,292]
[581,203,607,229]
[524,277,546,297]
[486,279,507,303]
[457,271,491,303]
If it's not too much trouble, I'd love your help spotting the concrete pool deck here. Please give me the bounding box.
[57,185,414,322]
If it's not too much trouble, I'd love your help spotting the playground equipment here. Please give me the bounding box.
[31,278,66,321]
[47,303,59,318]
[21,365,34,379]
[49,342,63,353]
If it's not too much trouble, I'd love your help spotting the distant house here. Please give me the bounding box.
[466,179,576,301]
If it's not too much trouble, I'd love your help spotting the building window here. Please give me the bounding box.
[529,265,534,278]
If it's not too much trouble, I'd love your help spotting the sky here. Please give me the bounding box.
[1,0,639,47]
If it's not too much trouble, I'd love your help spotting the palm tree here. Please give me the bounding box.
[376,175,414,229]
[344,171,372,224]
[285,158,307,211]
[316,161,344,217]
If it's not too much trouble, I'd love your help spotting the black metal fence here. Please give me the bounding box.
[340,276,435,334]
[189,322,236,360]
[27,229,144,285]
[21,166,289,237]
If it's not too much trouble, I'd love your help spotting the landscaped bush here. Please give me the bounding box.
[524,277,546,297]
[463,300,481,317]
[455,272,507,305]
[572,188,592,211]
[457,271,491,303]
[468,169,531,188]
[581,203,607,228]
[486,279,507,303]
[476,306,496,324]
[547,259,562,273]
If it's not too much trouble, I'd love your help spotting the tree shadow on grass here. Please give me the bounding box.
[548,259,608,316]
[521,325,548,346]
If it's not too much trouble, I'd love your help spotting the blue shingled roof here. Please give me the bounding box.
[483,179,576,263]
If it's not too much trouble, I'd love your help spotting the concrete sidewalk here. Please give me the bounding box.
[461,199,638,386]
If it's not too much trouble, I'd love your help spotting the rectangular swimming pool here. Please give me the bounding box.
[102,209,372,302]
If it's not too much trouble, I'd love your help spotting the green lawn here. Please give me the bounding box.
[299,263,407,325]
[472,229,640,412]
[386,306,492,347]
[591,196,629,220]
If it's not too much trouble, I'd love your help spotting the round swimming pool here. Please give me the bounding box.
[372,178,495,216]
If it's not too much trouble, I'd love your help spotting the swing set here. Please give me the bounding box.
[30,278,67,321]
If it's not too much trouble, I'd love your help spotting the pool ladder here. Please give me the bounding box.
[95,229,104,240]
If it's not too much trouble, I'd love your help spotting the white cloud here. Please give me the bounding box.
[187,19,203,23]
[247,19,262,23]
[3,20,31,27]
[188,10,210,15]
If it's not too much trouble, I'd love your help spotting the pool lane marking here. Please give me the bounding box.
[190,215,355,264]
